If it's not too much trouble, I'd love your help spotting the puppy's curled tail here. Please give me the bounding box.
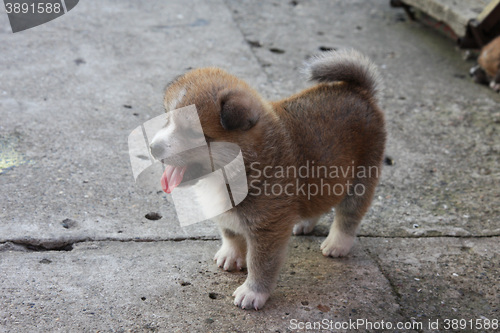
[305,49,381,98]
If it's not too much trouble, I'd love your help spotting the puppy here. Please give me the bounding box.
[150,49,386,310]
[470,35,500,92]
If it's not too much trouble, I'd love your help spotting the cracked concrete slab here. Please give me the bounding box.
[0,0,274,244]
[1,0,498,244]
[362,237,499,332]
[1,238,408,332]
[1,0,499,331]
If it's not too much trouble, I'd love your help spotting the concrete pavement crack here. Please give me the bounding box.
[222,0,274,77]
[2,235,498,253]
[0,236,220,252]
[363,244,424,333]
[306,233,500,238]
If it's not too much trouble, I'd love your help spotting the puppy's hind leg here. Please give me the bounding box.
[214,228,247,271]
[321,181,377,257]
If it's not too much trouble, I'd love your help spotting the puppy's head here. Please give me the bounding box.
[149,68,272,192]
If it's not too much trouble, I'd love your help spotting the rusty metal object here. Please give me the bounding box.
[458,1,500,49]
[390,0,416,20]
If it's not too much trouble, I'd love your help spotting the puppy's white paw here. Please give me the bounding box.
[232,282,270,310]
[469,65,480,76]
[490,81,500,92]
[214,243,246,271]
[293,218,318,235]
[320,231,355,257]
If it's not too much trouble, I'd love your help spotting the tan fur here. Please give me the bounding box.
[478,36,500,78]
[471,36,500,92]
[159,53,386,309]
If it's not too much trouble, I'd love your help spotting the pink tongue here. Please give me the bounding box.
[161,165,187,193]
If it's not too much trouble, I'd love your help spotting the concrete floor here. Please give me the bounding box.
[0,0,498,332]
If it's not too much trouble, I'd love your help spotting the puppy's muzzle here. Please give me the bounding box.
[149,139,170,161]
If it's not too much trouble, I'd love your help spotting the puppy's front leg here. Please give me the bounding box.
[470,65,489,85]
[233,228,291,310]
[214,228,247,271]
[490,69,500,92]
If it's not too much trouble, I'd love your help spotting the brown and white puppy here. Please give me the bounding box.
[150,50,386,310]
[470,35,500,92]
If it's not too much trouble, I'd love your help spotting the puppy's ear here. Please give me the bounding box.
[218,88,261,131]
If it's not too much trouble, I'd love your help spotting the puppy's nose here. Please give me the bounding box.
[150,140,168,160]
